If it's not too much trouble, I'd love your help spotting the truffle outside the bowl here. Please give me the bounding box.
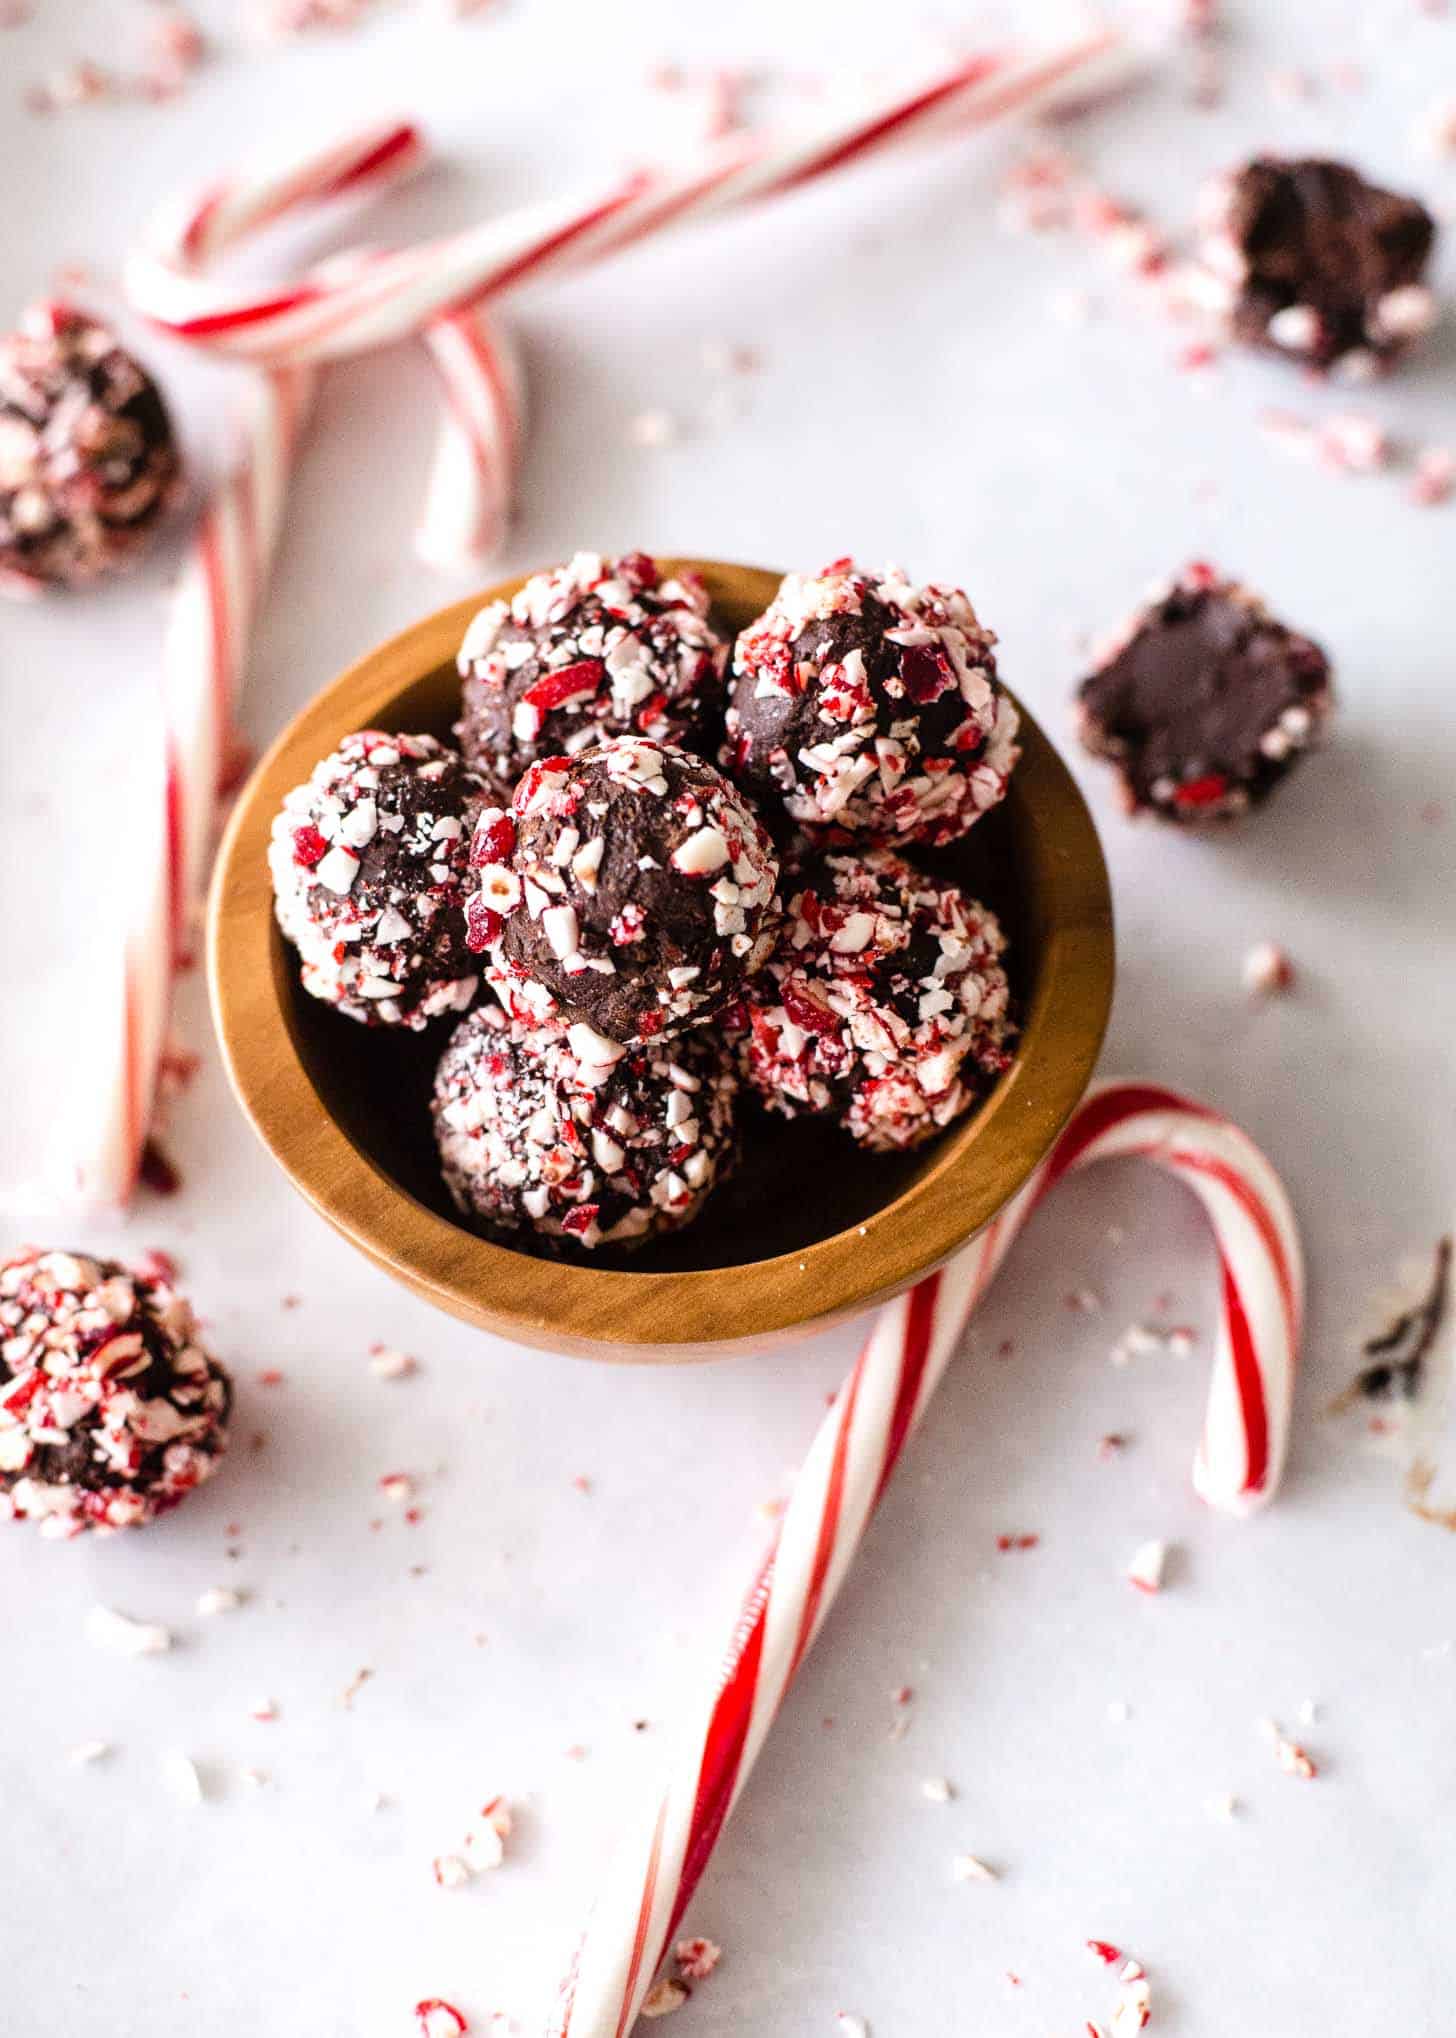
[208,561,1114,1362]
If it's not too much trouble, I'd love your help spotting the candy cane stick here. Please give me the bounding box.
[416,306,525,570]
[162,366,315,963]
[65,365,314,1210]
[126,29,1120,363]
[550,1080,1302,2036]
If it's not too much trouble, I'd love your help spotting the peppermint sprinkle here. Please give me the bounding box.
[197,1585,243,1616]
[370,1345,418,1380]
[675,1938,721,1982]
[161,1751,204,1806]
[921,1776,954,1803]
[1126,1539,1169,1593]
[951,1852,998,1882]
[86,1605,172,1657]
[67,1739,112,1767]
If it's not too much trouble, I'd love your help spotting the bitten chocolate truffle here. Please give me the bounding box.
[471,736,779,1047]
[269,731,486,1027]
[1076,565,1333,822]
[724,560,1020,847]
[0,1248,230,1538]
[1198,157,1438,375]
[734,848,1014,1153]
[432,1003,737,1252]
[0,302,182,595]
[456,551,729,800]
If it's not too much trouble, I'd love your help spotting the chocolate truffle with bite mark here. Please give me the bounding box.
[269,730,486,1027]
[1198,157,1437,375]
[1076,564,1333,822]
[0,1247,230,1538]
[455,551,729,801]
[734,847,1014,1154]
[432,1002,737,1253]
[470,736,779,1048]
[0,303,182,596]
[724,559,1020,848]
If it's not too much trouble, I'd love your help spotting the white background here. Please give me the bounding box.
[2,2,1455,2033]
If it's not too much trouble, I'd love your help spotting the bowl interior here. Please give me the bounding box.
[212,561,1113,1353]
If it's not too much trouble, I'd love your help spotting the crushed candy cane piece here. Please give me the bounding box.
[1275,1733,1318,1778]
[675,1938,721,1982]
[1207,1791,1240,1819]
[380,1472,415,1504]
[1127,1539,1168,1593]
[249,1697,279,1722]
[641,1978,689,2018]
[370,1345,418,1379]
[951,1852,998,1882]
[86,1605,172,1657]
[1243,942,1294,996]
[415,2005,468,2038]
[68,1739,112,1766]
[197,1585,243,1616]
[240,1766,270,1788]
[921,1776,954,1803]
[161,1751,204,1805]
[1088,1941,1124,1967]
[836,2018,870,2038]
[433,1854,473,1890]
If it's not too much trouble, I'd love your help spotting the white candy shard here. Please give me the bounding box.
[1126,1539,1168,1593]
[86,1605,172,1657]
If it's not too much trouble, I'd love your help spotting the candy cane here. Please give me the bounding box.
[62,365,314,1210]
[416,306,525,571]
[550,1080,1302,2036]
[162,365,315,963]
[125,30,1121,363]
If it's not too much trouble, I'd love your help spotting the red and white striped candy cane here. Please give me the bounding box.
[550,1080,1302,2036]
[132,120,525,574]
[65,366,313,1209]
[417,306,525,572]
[126,31,1121,364]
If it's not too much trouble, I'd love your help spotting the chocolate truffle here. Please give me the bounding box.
[471,736,779,1047]
[433,1002,737,1252]
[734,848,1014,1153]
[456,550,729,799]
[1076,565,1334,822]
[724,560,1020,848]
[0,1247,230,1538]
[0,302,182,595]
[1198,157,1437,375]
[269,730,486,1027]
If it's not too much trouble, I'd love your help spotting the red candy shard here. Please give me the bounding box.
[465,897,504,953]
[1172,772,1229,809]
[899,641,956,704]
[781,978,840,1035]
[469,809,516,867]
[1088,1941,1123,1966]
[519,657,607,712]
[292,823,329,868]
[559,1204,600,1237]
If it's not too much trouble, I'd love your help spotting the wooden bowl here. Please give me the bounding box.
[208,561,1114,1361]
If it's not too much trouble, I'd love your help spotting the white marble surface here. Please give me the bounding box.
[1,2,1455,2033]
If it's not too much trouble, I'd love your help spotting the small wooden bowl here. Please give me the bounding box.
[208,561,1114,1361]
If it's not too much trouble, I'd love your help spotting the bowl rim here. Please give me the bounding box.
[208,559,1114,1357]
